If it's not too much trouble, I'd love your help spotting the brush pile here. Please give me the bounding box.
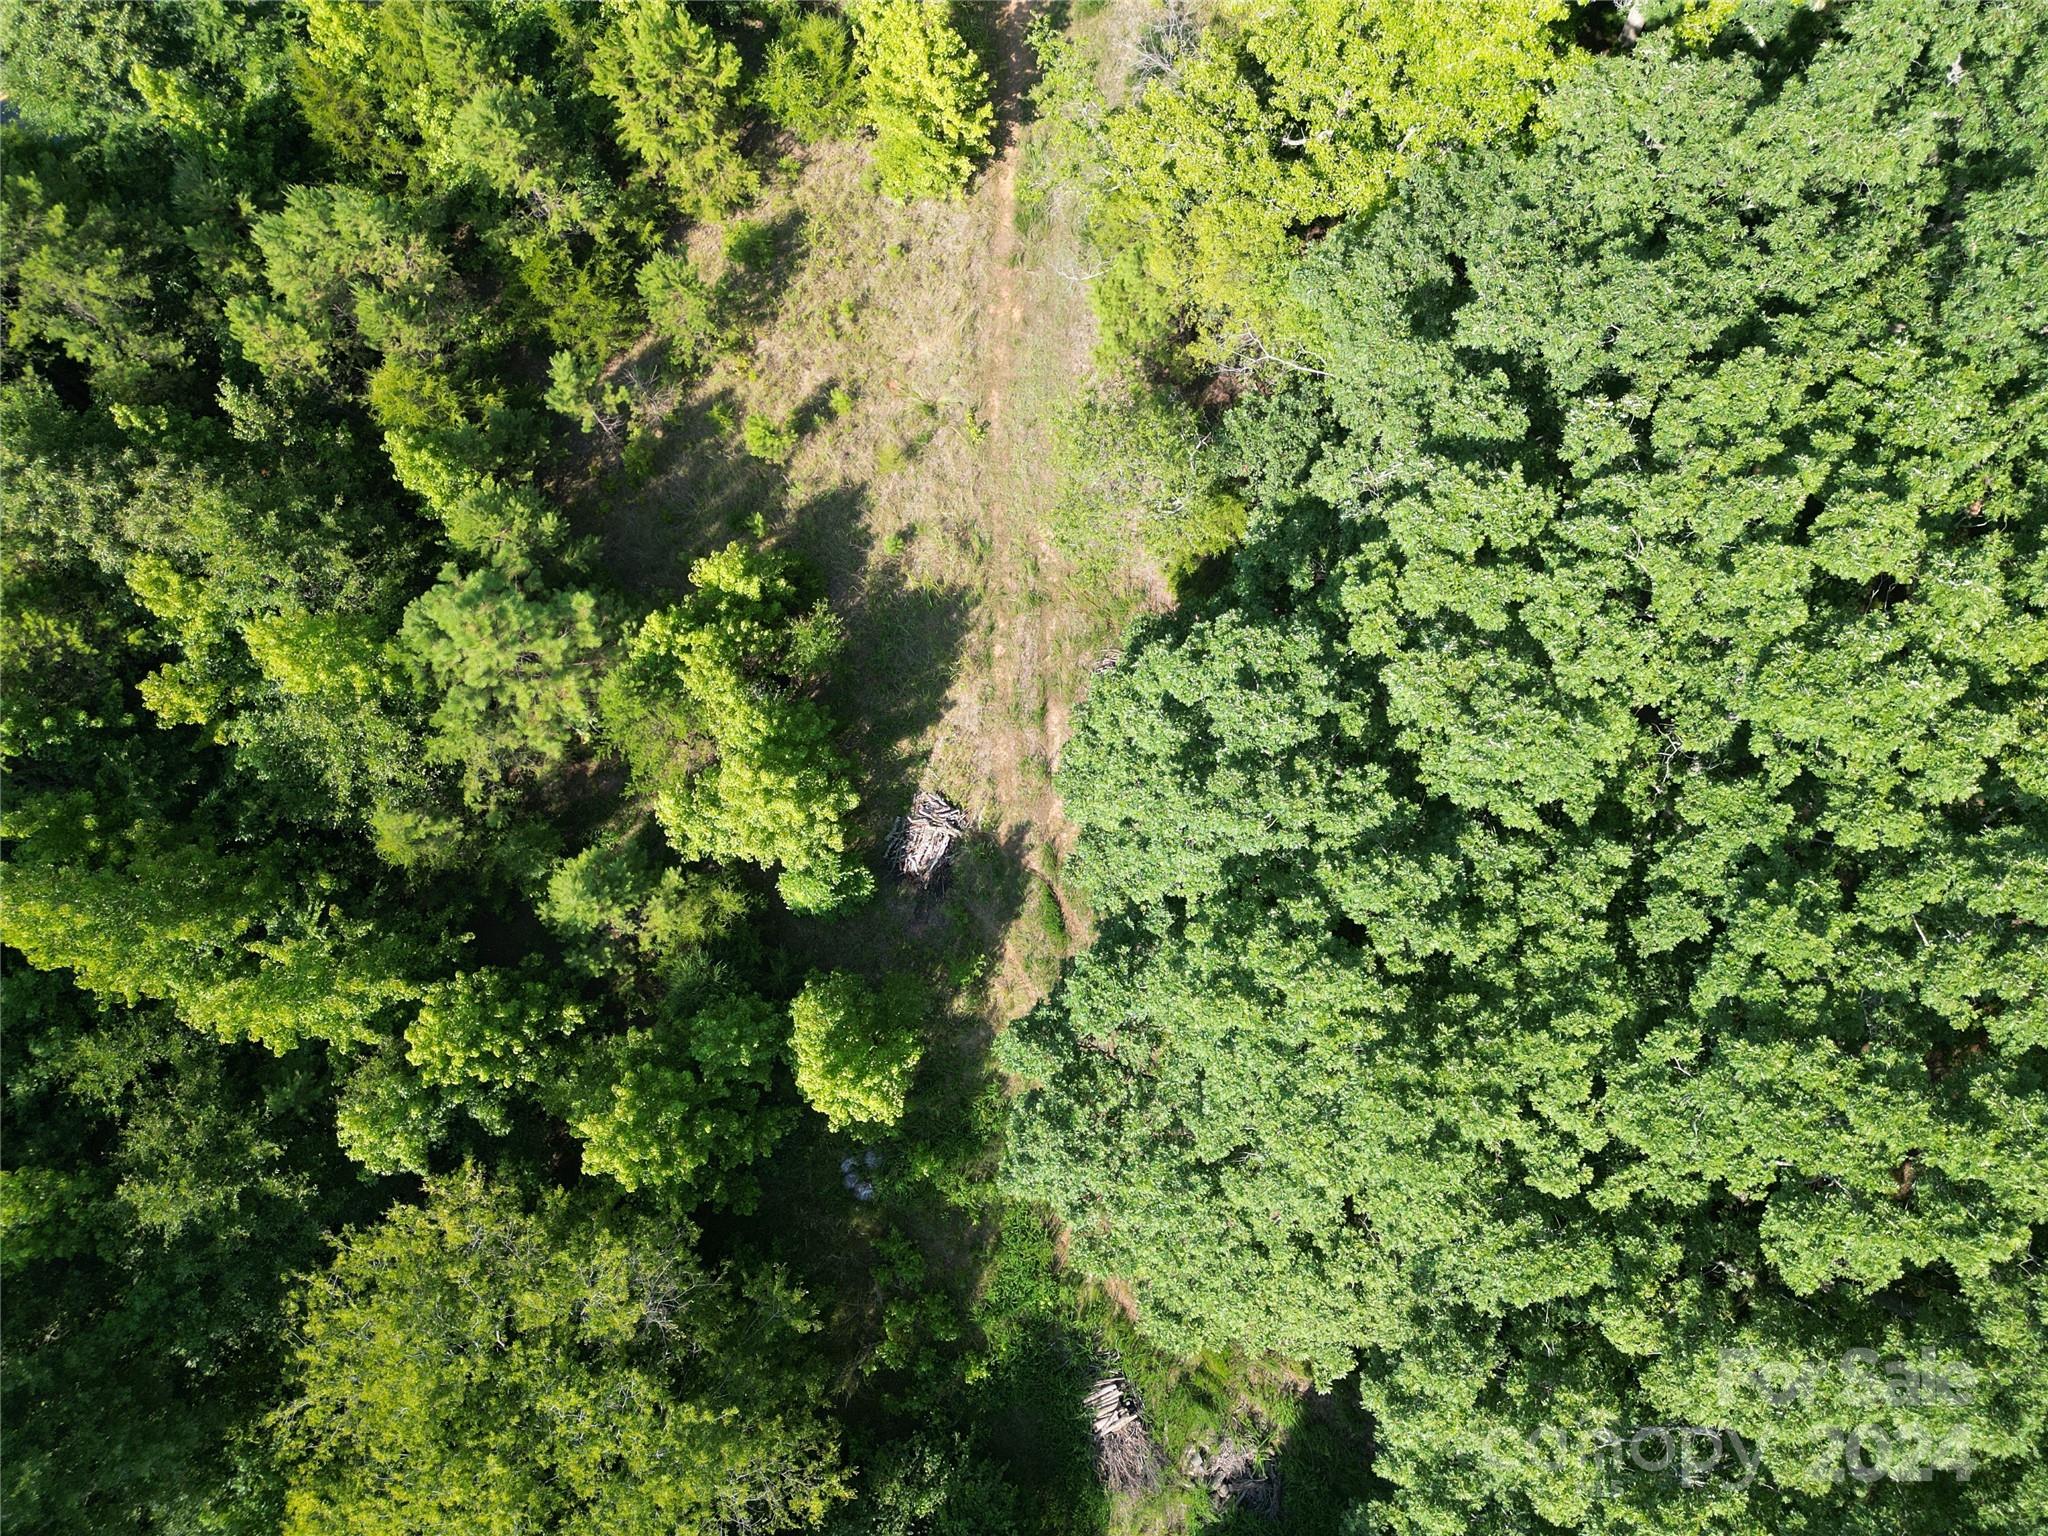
[886,791,968,887]
[1087,1374,1163,1494]
[1182,1439,1278,1517]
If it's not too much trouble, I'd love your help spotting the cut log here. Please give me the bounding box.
[1086,1373,1163,1494]
[886,790,968,887]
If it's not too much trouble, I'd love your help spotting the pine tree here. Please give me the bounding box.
[589,0,756,218]
[850,0,993,200]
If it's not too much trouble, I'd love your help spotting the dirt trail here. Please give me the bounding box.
[654,1,1133,1011]
[960,0,1100,1008]
[979,0,1034,432]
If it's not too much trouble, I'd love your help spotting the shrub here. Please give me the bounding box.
[637,249,719,370]
[743,410,800,464]
[850,0,993,200]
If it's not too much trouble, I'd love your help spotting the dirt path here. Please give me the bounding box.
[958,0,1106,1013]
[979,0,1033,433]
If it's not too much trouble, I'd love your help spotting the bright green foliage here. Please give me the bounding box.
[398,565,607,807]
[744,409,801,464]
[1006,5,2048,1532]
[1072,0,1572,363]
[589,0,756,218]
[1049,379,1243,586]
[567,991,795,1200]
[0,794,421,1054]
[789,971,927,1132]
[406,967,583,1093]
[850,0,993,200]
[13,1,2044,1532]
[331,1044,454,1177]
[758,9,859,143]
[544,348,631,437]
[602,541,871,914]
[276,1168,848,1536]
[238,607,425,808]
[539,837,747,978]
[0,0,153,135]
[380,428,564,572]
[295,0,594,204]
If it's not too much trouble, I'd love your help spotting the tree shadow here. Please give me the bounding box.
[715,207,808,332]
[788,375,845,438]
[582,384,783,597]
[1191,1384,1381,1535]
[776,479,976,837]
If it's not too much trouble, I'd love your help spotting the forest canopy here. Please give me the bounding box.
[1005,1,2048,1532]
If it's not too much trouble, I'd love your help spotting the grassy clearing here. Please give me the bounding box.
[561,3,1369,1529]
[575,45,1149,1021]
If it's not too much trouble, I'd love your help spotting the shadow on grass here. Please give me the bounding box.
[779,478,976,837]
[1191,1385,1379,1534]
[717,207,807,331]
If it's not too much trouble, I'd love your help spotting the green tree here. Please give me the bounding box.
[406,967,584,1100]
[228,184,475,402]
[0,0,151,135]
[1073,0,1572,364]
[544,348,632,438]
[789,971,926,1132]
[757,9,860,143]
[567,991,794,1201]
[850,0,993,200]
[637,247,720,369]
[589,0,756,218]
[539,836,747,980]
[1004,4,2048,1531]
[275,1168,849,1536]
[398,565,607,807]
[0,792,422,1054]
[0,170,188,407]
[2,975,369,1536]
[601,542,871,914]
[291,0,646,356]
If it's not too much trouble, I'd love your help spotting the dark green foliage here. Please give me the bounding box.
[10,2,2044,1533]
[1007,4,2048,1532]
[2,974,374,1536]
[0,4,908,1527]
[398,566,607,807]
